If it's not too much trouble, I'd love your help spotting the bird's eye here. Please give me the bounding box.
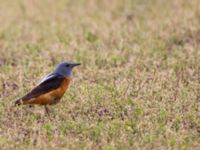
[66,64,70,67]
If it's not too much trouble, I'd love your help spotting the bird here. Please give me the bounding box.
[15,61,80,115]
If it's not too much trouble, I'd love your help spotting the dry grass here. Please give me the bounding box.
[0,0,199,149]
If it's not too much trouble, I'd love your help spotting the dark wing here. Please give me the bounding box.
[15,74,64,105]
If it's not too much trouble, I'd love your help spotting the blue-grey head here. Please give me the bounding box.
[54,62,80,77]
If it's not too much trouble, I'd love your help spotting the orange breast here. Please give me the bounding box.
[27,77,71,105]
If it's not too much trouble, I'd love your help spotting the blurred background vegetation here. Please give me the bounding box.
[0,0,199,149]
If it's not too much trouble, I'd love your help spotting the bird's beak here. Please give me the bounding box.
[72,63,81,67]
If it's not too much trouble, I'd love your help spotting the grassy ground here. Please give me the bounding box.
[0,0,199,149]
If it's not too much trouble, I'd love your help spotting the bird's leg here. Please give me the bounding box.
[44,105,50,116]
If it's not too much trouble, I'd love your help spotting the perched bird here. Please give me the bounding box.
[15,62,80,115]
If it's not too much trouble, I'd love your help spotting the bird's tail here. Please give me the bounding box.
[14,98,23,106]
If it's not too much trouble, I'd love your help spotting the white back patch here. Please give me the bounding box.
[37,74,56,85]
